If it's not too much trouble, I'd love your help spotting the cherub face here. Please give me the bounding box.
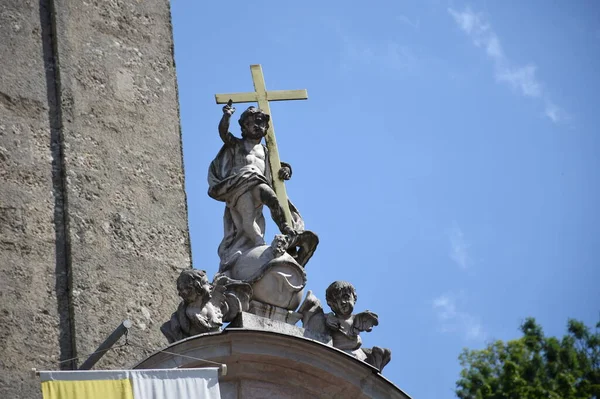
[271,234,290,257]
[332,291,355,318]
[177,276,197,303]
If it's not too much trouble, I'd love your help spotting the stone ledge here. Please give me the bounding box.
[135,329,411,399]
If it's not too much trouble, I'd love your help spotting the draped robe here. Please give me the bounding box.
[208,133,303,270]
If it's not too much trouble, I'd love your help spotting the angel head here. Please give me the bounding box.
[176,269,211,304]
[239,106,270,140]
[326,281,357,318]
[271,234,290,258]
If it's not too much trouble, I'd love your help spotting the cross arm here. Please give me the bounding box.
[267,89,308,101]
[215,92,258,104]
[215,89,307,104]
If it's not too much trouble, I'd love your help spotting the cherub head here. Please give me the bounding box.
[271,234,290,258]
[176,269,211,304]
[326,281,357,318]
[239,106,270,140]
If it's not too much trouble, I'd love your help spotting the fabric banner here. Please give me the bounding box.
[39,368,221,399]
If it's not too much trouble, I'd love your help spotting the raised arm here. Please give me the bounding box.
[218,99,236,145]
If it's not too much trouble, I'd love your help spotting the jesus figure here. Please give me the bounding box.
[208,101,300,270]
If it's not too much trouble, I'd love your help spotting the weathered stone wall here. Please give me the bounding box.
[0,0,190,397]
[0,2,61,398]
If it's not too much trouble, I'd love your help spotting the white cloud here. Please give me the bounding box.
[432,295,456,319]
[449,224,470,270]
[433,293,485,341]
[448,8,480,34]
[496,64,542,98]
[396,15,420,30]
[484,34,503,59]
[449,7,564,123]
[544,101,563,123]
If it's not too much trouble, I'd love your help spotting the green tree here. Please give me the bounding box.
[456,318,600,399]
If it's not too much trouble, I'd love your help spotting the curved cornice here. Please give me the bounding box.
[134,328,412,399]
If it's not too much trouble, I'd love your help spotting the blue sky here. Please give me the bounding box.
[170,1,600,397]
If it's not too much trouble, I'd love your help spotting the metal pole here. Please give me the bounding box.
[78,320,132,370]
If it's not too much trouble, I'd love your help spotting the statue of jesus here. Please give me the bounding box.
[208,101,301,270]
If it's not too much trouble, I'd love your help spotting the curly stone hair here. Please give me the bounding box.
[325,281,357,305]
[176,269,209,294]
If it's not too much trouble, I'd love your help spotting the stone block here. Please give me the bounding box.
[228,312,332,345]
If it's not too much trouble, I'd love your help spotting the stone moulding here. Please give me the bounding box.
[134,329,412,399]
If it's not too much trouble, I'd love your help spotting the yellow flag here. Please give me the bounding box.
[42,378,134,399]
[38,368,221,399]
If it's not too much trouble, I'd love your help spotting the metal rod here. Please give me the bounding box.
[78,320,132,370]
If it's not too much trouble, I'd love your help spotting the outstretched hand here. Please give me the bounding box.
[222,99,235,116]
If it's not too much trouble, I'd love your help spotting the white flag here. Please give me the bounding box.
[39,368,221,399]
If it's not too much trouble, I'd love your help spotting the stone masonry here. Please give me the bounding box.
[0,1,190,398]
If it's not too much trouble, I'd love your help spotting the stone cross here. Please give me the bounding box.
[215,64,308,226]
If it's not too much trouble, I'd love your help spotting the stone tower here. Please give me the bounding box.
[0,1,190,398]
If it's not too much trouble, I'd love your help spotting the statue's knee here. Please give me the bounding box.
[241,217,258,235]
[258,185,278,207]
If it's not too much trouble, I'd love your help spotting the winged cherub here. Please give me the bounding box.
[324,281,392,371]
[161,269,252,343]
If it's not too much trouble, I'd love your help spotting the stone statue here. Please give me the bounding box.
[209,101,297,269]
[325,281,391,371]
[299,281,392,371]
[161,269,252,343]
[209,67,319,317]
[208,100,318,269]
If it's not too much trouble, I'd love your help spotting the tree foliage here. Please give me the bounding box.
[456,318,600,399]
